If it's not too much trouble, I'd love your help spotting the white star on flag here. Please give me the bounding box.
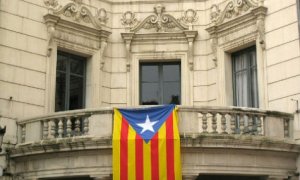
[137,115,158,134]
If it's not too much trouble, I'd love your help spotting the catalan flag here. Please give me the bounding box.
[113,105,182,180]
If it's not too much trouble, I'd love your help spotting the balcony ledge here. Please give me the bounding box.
[9,133,299,158]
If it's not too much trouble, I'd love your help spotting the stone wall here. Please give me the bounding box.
[0,0,300,141]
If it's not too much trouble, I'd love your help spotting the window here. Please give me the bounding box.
[232,46,258,108]
[140,62,181,105]
[55,51,86,112]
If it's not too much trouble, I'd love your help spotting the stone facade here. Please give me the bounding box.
[0,0,300,179]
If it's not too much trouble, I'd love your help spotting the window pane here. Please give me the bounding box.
[163,82,180,104]
[163,64,180,81]
[235,71,249,107]
[141,82,159,105]
[57,55,67,71]
[69,75,84,110]
[233,46,258,108]
[141,64,159,82]
[251,68,259,108]
[71,58,84,75]
[55,72,66,111]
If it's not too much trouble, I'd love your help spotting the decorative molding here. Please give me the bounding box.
[130,4,188,33]
[206,0,267,66]
[44,0,108,29]
[121,4,197,71]
[210,0,259,25]
[179,9,198,30]
[44,0,59,9]
[121,11,138,29]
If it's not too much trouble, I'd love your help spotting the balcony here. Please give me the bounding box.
[9,106,299,179]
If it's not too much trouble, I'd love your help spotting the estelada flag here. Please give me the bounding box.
[113,104,182,180]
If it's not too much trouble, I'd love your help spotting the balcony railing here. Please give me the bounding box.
[17,106,294,144]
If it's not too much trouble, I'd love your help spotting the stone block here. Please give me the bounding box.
[89,114,113,137]
[26,37,47,56]
[111,88,126,103]
[264,0,296,14]
[0,29,27,51]
[178,111,199,133]
[111,73,127,88]
[111,58,127,73]
[267,57,300,83]
[102,87,111,104]
[194,55,208,71]
[193,70,208,86]
[264,116,285,138]
[193,86,208,102]
[0,11,22,32]
[268,75,300,101]
[22,18,47,39]
[265,5,297,32]
[25,121,42,142]
[0,63,46,89]
[265,22,299,50]
[26,3,48,22]
[266,40,299,66]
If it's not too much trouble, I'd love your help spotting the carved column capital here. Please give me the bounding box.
[44,14,60,57]
[121,33,134,72]
[184,30,198,71]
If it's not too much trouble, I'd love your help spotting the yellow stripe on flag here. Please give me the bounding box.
[127,125,136,180]
[173,108,182,180]
[143,140,152,180]
[113,109,122,180]
[158,123,167,180]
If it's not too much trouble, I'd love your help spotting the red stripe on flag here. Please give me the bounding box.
[120,118,129,180]
[151,133,159,180]
[166,113,175,180]
[135,134,144,180]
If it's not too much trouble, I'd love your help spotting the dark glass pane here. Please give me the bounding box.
[163,64,180,81]
[234,54,248,72]
[235,71,249,107]
[233,46,258,108]
[250,49,257,66]
[71,59,84,75]
[141,82,159,105]
[163,82,180,104]
[69,75,84,110]
[141,64,159,82]
[55,72,66,111]
[57,54,67,71]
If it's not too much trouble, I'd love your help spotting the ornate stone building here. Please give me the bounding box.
[0,0,299,179]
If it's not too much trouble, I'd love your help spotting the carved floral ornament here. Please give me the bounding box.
[43,0,111,71]
[206,0,267,67]
[121,4,198,32]
[44,0,108,28]
[120,4,198,71]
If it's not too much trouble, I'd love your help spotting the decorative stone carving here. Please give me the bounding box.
[44,0,59,9]
[206,0,267,66]
[179,9,198,30]
[121,4,197,71]
[121,11,138,29]
[44,0,108,28]
[97,8,109,25]
[130,4,188,32]
[211,0,259,25]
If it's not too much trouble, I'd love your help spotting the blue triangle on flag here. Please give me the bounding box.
[118,104,175,143]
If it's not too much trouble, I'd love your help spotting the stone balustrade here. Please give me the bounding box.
[17,106,293,144]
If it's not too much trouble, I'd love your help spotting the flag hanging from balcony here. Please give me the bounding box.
[113,104,182,180]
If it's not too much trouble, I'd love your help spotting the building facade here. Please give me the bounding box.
[0,0,300,179]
